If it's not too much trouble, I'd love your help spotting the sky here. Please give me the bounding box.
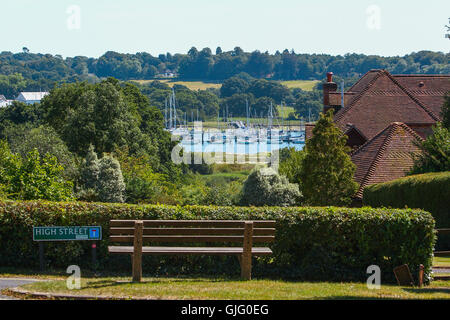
[1,0,449,58]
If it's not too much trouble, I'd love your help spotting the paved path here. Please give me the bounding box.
[0,278,39,300]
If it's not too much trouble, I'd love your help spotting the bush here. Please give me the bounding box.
[363,172,450,228]
[0,201,436,282]
[240,167,302,207]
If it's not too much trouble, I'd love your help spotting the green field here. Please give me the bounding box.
[9,277,450,300]
[133,80,222,91]
[133,79,319,92]
[279,80,320,91]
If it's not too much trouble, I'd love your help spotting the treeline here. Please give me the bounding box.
[1,49,449,98]
[135,74,325,120]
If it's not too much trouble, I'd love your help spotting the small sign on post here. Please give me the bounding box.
[33,226,102,241]
[33,226,102,271]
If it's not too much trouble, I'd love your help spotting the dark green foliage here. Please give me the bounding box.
[363,172,450,229]
[410,123,450,174]
[3,125,77,180]
[278,147,307,186]
[363,172,450,250]
[0,201,435,282]
[300,110,359,206]
[0,101,43,139]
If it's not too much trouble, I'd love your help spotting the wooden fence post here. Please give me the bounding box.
[132,220,144,282]
[241,221,254,281]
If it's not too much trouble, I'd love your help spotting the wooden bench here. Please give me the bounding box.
[108,220,276,282]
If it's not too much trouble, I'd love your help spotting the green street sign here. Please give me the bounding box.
[33,226,102,241]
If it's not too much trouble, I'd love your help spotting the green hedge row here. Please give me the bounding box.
[363,172,450,250]
[0,200,436,282]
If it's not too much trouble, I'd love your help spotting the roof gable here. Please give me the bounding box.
[351,122,423,199]
[334,70,439,140]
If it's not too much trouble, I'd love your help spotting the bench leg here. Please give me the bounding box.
[241,222,253,280]
[132,221,144,282]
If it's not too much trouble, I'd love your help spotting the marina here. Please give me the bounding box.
[165,89,306,155]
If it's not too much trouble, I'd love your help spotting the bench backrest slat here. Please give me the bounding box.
[110,235,274,243]
[109,220,276,244]
[110,227,276,236]
[110,220,276,228]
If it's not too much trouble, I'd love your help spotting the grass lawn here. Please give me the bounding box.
[279,80,320,91]
[12,276,450,300]
[434,257,450,267]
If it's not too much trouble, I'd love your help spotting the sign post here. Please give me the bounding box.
[33,226,102,271]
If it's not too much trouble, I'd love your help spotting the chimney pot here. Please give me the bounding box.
[327,72,334,83]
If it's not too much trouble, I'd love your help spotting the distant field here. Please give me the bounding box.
[133,80,222,91]
[133,79,319,92]
[279,80,320,91]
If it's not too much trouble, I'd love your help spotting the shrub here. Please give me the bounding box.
[0,141,73,201]
[240,167,302,207]
[0,200,435,282]
[363,172,450,229]
[410,123,450,174]
[364,172,449,250]
[77,146,126,203]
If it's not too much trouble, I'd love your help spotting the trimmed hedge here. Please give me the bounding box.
[0,200,436,282]
[363,172,449,250]
[363,172,450,228]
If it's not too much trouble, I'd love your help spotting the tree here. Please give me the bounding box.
[77,146,126,203]
[410,123,450,174]
[3,124,77,180]
[278,147,307,187]
[0,141,73,201]
[300,110,358,206]
[240,167,302,207]
[97,155,126,203]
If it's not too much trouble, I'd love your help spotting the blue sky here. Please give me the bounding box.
[1,0,449,57]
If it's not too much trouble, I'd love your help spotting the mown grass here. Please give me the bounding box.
[15,277,450,300]
[434,257,450,267]
[279,80,320,91]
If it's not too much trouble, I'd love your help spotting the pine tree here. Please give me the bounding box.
[300,110,358,206]
[79,145,100,190]
[97,155,126,203]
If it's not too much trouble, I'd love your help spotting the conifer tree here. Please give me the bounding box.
[97,155,126,203]
[300,110,358,206]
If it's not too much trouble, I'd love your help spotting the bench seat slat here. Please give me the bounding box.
[110,220,276,228]
[109,227,276,236]
[108,246,273,256]
[110,235,275,243]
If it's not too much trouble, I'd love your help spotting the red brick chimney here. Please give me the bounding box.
[323,72,338,113]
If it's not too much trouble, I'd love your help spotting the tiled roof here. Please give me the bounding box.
[334,70,444,140]
[351,122,423,199]
[393,75,450,118]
